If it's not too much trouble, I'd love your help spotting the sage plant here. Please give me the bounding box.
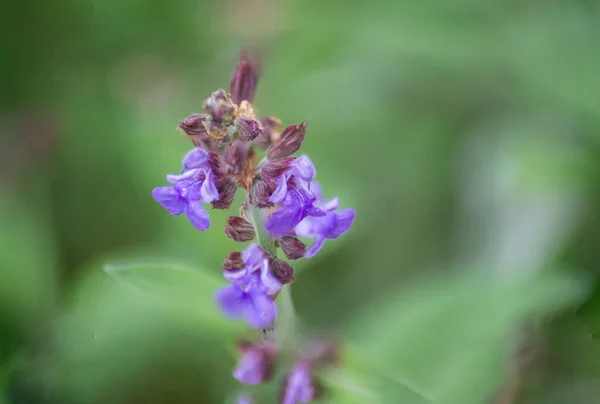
[152,52,355,403]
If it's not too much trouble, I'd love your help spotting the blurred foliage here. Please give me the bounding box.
[2,0,600,403]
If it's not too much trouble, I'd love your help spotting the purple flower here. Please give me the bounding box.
[294,183,355,258]
[280,362,321,404]
[215,244,282,329]
[152,147,219,231]
[264,156,325,237]
[233,340,277,385]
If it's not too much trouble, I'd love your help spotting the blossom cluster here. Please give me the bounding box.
[152,52,355,403]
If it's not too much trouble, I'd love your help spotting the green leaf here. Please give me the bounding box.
[103,260,241,334]
[345,270,588,404]
[52,260,242,403]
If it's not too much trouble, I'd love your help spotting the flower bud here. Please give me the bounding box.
[203,89,236,141]
[279,236,306,260]
[261,157,295,181]
[280,362,322,404]
[223,252,245,271]
[235,117,263,142]
[269,258,295,284]
[223,140,248,175]
[225,216,256,242]
[179,113,208,136]
[212,177,237,210]
[253,178,277,208]
[234,340,277,385]
[230,53,260,105]
[267,122,307,159]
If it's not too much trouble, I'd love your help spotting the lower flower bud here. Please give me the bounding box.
[279,236,306,260]
[223,252,245,271]
[234,340,278,385]
[270,258,295,284]
[225,216,256,242]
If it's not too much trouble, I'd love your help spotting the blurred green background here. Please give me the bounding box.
[2,0,600,403]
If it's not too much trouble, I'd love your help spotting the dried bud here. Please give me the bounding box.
[269,258,295,284]
[267,122,307,159]
[261,157,295,180]
[223,140,248,175]
[255,116,282,148]
[223,252,245,271]
[208,152,224,174]
[225,216,256,242]
[212,177,237,210]
[179,113,208,136]
[234,340,277,385]
[279,236,306,260]
[230,53,260,105]
[203,89,236,141]
[235,117,263,142]
[254,178,276,208]
[280,362,323,404]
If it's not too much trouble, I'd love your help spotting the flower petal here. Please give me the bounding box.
[223,268,247,282]
[214,285,247,319]
[152,186,186,215]
[291,155,315,182]
[200,169,219,202]
[166,169,195,184]
[320,197,339,212]
[233,350,266,385]
[304,236,326,259]
[242,244,265,270]
[269,174,288,204]
[245,292,277,329]
[260,261,282,295]
[183,147,209,169]
[327,209,356,239]
[185,201,210,230]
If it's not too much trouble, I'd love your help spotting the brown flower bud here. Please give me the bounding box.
[179,113,208,136]
[279,236,306,260]
[202,89,236,141]
[223,140,248,175]
[253,177,276,208]
[261,157,295,180]
[230,52,260,105]
[225,216,256,242]
[212,177,237,210]
[234,117,263,142]
[223,252,245,271]
[269,258,295,284]
[267,122,307,159]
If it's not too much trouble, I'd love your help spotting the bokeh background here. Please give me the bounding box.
[2,1,600,403]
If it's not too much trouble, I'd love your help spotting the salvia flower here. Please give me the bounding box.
[152,147,218,230]
[215,244,283,329]
[263,156,328,237]
[152,52,355,403]
[233,340,278,385]
[294,183,356,258]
